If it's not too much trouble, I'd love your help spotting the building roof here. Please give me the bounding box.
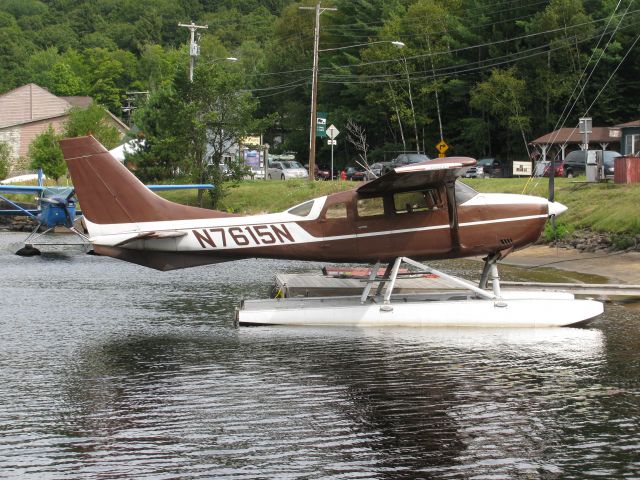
[0,84,128,132]
[531,127,621,145]
[614,120,640,128]
[0,84,70,129]
[61,96,93,109]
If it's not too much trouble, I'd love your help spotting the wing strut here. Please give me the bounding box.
[444,180,460,252]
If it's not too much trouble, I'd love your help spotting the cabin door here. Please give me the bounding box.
[319,198,357,261]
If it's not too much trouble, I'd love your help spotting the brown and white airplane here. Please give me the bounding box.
[59,135,566,272]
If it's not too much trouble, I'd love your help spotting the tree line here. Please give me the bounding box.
[1,0,639,176]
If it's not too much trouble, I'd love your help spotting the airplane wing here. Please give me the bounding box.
[356,157,476,195]
[146,184,214,191]
[0,185,44,195]
[0,209,39,216]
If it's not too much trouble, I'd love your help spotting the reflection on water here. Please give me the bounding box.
[1,232,639,478]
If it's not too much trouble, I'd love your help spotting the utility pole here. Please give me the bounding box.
[178,21,208,82]
[299,2,336,180]
[121,91,148,126]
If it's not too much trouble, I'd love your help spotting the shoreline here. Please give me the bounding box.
[500,245,640,285]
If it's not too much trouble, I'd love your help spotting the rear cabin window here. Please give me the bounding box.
[325,202,348,219]
[357,197,385,217]
[394,189,441,214]
[288,200,314,217]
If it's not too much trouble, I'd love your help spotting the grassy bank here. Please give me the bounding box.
[463,177,640,237]
[5,176,640,240]
[164,176,640,238]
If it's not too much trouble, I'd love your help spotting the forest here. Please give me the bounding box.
[1,0,639,172]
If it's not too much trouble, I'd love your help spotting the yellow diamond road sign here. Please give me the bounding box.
[436,140,449,153]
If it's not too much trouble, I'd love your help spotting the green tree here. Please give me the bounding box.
[65,104,121,149]
[128,86,185,182]
[470,68,531,158]
[132,62,262,207]
[0,141,11,179]
[28,125,65,182]
[0,11,35,91]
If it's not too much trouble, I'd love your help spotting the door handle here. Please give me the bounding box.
[358,225,368,229]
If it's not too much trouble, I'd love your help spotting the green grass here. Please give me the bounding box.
[5,175,640,238]
[464,177,640,236]
[217,179,355,214]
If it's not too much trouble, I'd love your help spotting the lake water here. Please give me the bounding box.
[1,232,639,479]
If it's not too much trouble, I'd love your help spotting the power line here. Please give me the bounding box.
[242,9,638,81]
[322,0,550,33]
[321,10,640,73]
[317,21,639,85]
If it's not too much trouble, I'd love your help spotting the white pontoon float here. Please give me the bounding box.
[236,257,604,327]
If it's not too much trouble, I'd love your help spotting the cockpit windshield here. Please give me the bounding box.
[455,180,478,205]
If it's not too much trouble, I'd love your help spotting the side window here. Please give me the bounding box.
[393,190,441,213]
[630,134,640,155]
[325,202,348,219]
[357,197,385,217]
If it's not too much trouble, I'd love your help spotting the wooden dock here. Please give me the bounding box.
[274,272,640,301]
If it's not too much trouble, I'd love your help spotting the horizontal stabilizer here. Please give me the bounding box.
[115,230,188,246]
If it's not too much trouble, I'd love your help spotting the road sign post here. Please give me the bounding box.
[326,124,340,180]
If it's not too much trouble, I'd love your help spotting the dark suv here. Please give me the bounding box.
[381,153,430,175]
[563,150,619,178]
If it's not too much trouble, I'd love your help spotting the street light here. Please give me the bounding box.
[319,40,405,52]
[209,56,238,63]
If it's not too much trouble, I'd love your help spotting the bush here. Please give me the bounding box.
[0,141,10,179]
[612,234,635,250]
[543,220,572,242]
[29,125,66,181]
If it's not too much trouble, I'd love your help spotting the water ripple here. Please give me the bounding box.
[1,232,639,478]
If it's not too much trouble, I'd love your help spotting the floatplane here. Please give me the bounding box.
[59,135,603,327]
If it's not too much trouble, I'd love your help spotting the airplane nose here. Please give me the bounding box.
[548,200,568,216]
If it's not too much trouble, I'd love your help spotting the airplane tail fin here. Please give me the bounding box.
[59,136,233,225]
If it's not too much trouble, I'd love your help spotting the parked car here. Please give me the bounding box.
[245,166,265,180]
[305,164,331,180]
[540,161,564,177]
[381,153,430,175]
[267,160,309,180]
[563,150,620,178]
[346,166,366,181]
[365,162,391,180]
[464,158,501,178]
[219,163,232,179]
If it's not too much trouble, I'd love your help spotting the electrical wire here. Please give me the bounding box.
[317,21,639,84]
[241,9,639,81]
[321,9,640,73]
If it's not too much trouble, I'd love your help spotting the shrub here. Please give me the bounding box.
[0,141,10,179]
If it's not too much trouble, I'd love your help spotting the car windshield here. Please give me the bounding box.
[405,154,429,163]
[604,152,621,166]
[477,158,494,166]
[282,161,303,169]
